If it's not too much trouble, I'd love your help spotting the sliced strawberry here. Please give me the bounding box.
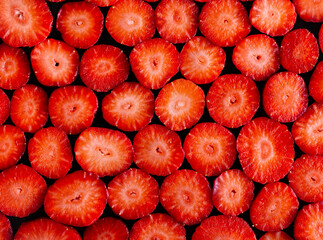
[155,79,205,131]
[10,84,48,133]
[309,61,323,103]
[0,89,10,125]
[80,44,129,92]
[48,85,98,135]
[259,231,293,240]
[85,0,118,7]
[232,34,280,81]
[75,127,133,177]
[199,0,251,47]
[30,38,79,87]
[129,213,186,240]
[0,212,12,240]
[206,74,260,128]
[236,117,295,184]
[179,36,226,85]
[105,0,155,46]
[263,72,308,123]
[155,0,199,44]
[160,169,213,225]
[280,28,319,74]
[56,1,103,49]
[129,38,179,89]
[107,168,159,220]
[28,127,73,179]
[133,124,184,176]
[292,0,323,22]
[101,82,154,132]
[44,170,107,227]
[320,24,323,52]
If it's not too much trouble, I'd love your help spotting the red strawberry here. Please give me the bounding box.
[85,0,118,7]
[155,0,199,44]
[309,61,323,103]
[0,212,12,240]
[199,0,251,47]
[232,34,280,81]
[10,84,48,133]
[160,169,213,225]
[44,170,107,227]
[75,127,133,177]
[0,89,10,125]
[206,74,260,128]
[129,213,186,240]
[80,44,129,92]
[263,72,308,123]
[105,0,155,46]
[179,36,226,85]
[0,0,52,47]
[129,38,179,89]
[155,79,205,131]
[259,231,293,240]
[280,28,319,74]
[47,0,65,2]
[320,24,323,52]
[30,38,79,87]
[48,85,98,135]
[292,0,323,22]
[0,164,47,218]
[28,127,73,179]
[107,168,159,220]
[101,82,155,132]
[133,124,184,176]
[56,1,103,49]
[183,122,236,176]
[236,117,295,184]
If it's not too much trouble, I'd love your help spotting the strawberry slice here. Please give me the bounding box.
[292,0,323,22]
[232,34,280,81]
[10,84,48,133]
[263,72,308,123]
[155,79,205,131]
[56,1,103,49]
[160,169,213,225]
[259,231,293,240]
[320,24,323,52]
[206,74,260,128]
[44,170,107,227]
[280,28,319,74]
[133,124,184,176]
[85,0,118,7]
[236,117,295,184]
[155,0,199,44]
[75,127,133,177]
[105,0,155,46]
[48,85,98,135]
[199,0,251,47]
[0,89,10,125]
[0,0,52,47]
[309,61,323,103]
[30,38,79,87]
[179,36,226,85]
[107,168,159,220]
[0,212,12,240]
[102,82,155,132]
[250,182,299,232]
[129,38,179,89]
[0,164,47,218]
[28,127,73,179]
[80,44,129,92]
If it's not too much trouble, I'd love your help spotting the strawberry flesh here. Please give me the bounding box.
[309,61,323,103]
[259,231,293,240]
[0,89,10,125]
[292,0,323,22]
[0,213,12,240]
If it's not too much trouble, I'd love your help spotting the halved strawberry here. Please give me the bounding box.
[263,72,308,123]
[85,0,118,7]
[107,168,159,220]
[292,0,323,22]
[206,74,260,128]
[80,44,129,92]
[0,212,12,240]
[31,38,79,87]
[236,117,295,184]
[44,170,107,227]
[250,182,299,231]
[259,231,293,240]
[101,82,154,132]
[0,0,52,47]
[0,89,10,125]
[48,85,98,135]
[232,34,280,81]
[133,124,184,176]
[309,61,323,103]
[155,0,199,44]
[179,36,226,85]
[56,1,103,49]
[10,84,48,133]
[199,0,251,47]
[280,28,319,74]
[155,79,205,131]
[105,0,155,46]
[160,169,213,225]
[129,38,179,89]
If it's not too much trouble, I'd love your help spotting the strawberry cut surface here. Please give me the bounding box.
[309,61,323,103]
[0,89,10,125]
[259,231,293,240]
[0,212,12,240]
[292,0,323,22]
